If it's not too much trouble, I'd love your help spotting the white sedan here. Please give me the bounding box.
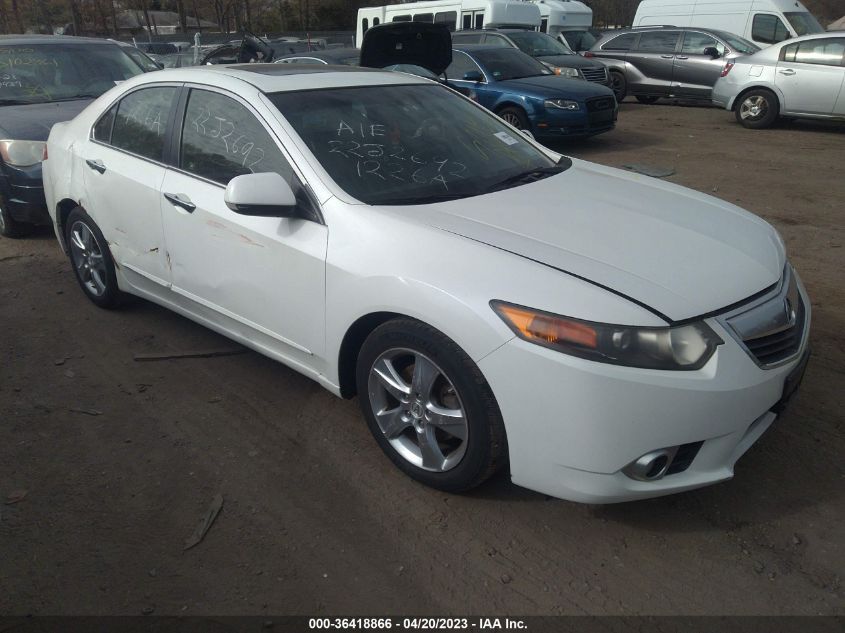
[713,32,845,128]
[43,64,810,503]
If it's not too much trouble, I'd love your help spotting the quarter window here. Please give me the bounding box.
[752,14,789,44]
[602,33,637,51]
[782,38,845,66]
[636,31,680,53]
[179,89,295,188]
[110,87,177,161]
[93,104,117,143]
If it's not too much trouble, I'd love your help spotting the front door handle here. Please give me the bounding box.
[163,192,196,213]
[85,159,106,174]
[660,54,675,59]
[675,55,689,60]
[779,69,796,76]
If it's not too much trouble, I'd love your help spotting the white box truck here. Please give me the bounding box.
[632,0,825,47]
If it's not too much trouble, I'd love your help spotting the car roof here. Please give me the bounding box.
[277,48,360,60]
[130,64,429,93]
[454,44,522,52]
[0,34,118,45]
[453,29,532,34]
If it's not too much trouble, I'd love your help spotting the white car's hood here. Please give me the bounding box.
[405,160,785,322]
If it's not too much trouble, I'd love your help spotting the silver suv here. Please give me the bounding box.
[587,26,759,103]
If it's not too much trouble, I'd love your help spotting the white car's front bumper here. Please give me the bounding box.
[479,290,811,504]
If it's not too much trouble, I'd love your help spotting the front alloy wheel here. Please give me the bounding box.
[368,348,468,472]
[356,319,507,492]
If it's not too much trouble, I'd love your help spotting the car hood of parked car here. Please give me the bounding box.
[0,100,92,142]
[498,74,614,100]
[402,159,784,322]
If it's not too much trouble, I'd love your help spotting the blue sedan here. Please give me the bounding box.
[446,46,617,139]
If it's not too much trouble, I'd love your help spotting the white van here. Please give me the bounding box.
[633,0,825,47]
[356,0,541,46]
[532,0,593,38]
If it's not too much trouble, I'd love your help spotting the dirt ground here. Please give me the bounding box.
[1,102,843,617]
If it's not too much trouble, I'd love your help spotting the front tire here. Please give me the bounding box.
[735,89,779,129]
[65,207,124,309]
[0,194,34,239]
[609,71,627,103]
[497,106,530,132]
[356,319,507,493]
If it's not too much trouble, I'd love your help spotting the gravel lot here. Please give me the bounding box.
[1,102,843,616]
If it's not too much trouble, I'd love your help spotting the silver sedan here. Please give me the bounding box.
[713,33,845,129]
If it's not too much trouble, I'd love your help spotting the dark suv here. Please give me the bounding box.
[0,35,146,237]
[587,26,759,103]
[452,29,610,86]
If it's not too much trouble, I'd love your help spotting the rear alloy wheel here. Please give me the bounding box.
[356,319,507,492]
[497,106,530,131]
[65,207,124,309]
[736,89,779,129]
[609,71,627,103]
[0,194,34,238]
[636,95,660,105]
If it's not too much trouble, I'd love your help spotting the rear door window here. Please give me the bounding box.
[752,14,790,44]
[445,51,483,79]
[782,38,845,66]
[636,31,681,53]
[110,86,177,161]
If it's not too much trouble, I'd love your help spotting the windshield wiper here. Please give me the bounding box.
[49,93,101,102]
[374,192,477,206]
[485,164,567,194]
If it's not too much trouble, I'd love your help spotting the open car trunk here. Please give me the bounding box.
[359,22,452,76]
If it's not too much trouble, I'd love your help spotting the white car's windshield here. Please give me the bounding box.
[784,12,824,36]
[269,84,565,205]
[0,43,143,105]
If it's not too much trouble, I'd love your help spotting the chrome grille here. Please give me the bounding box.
[581,67,608,83]
[721,266,807,368]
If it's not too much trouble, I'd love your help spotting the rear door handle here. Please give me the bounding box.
[85,159,106,174]
[779,69,796,76]
[660,54,675,59]
[675,55,689,60]
[163,192,196,213]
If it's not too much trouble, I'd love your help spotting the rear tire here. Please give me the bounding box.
[64,207,125,309]
[636,95,660,105]
[735,88,779,129]
[0,194,34,239]
[609,71,627,103]
[356,319,507,493]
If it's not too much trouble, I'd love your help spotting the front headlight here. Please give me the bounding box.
[545,99,580,111]
[0,140,47,167]
[555,67,581,79]
[491,301,723,370]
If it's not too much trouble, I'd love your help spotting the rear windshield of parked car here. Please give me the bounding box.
[0,43,143,105]
[269,84,562,205]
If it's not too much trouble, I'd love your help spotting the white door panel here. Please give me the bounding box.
[159,170,328,362]
[81,143,170,285]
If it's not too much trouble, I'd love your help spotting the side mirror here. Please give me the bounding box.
[463,70,483,82]
[224,172,298,217]
[703,46,721,58]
